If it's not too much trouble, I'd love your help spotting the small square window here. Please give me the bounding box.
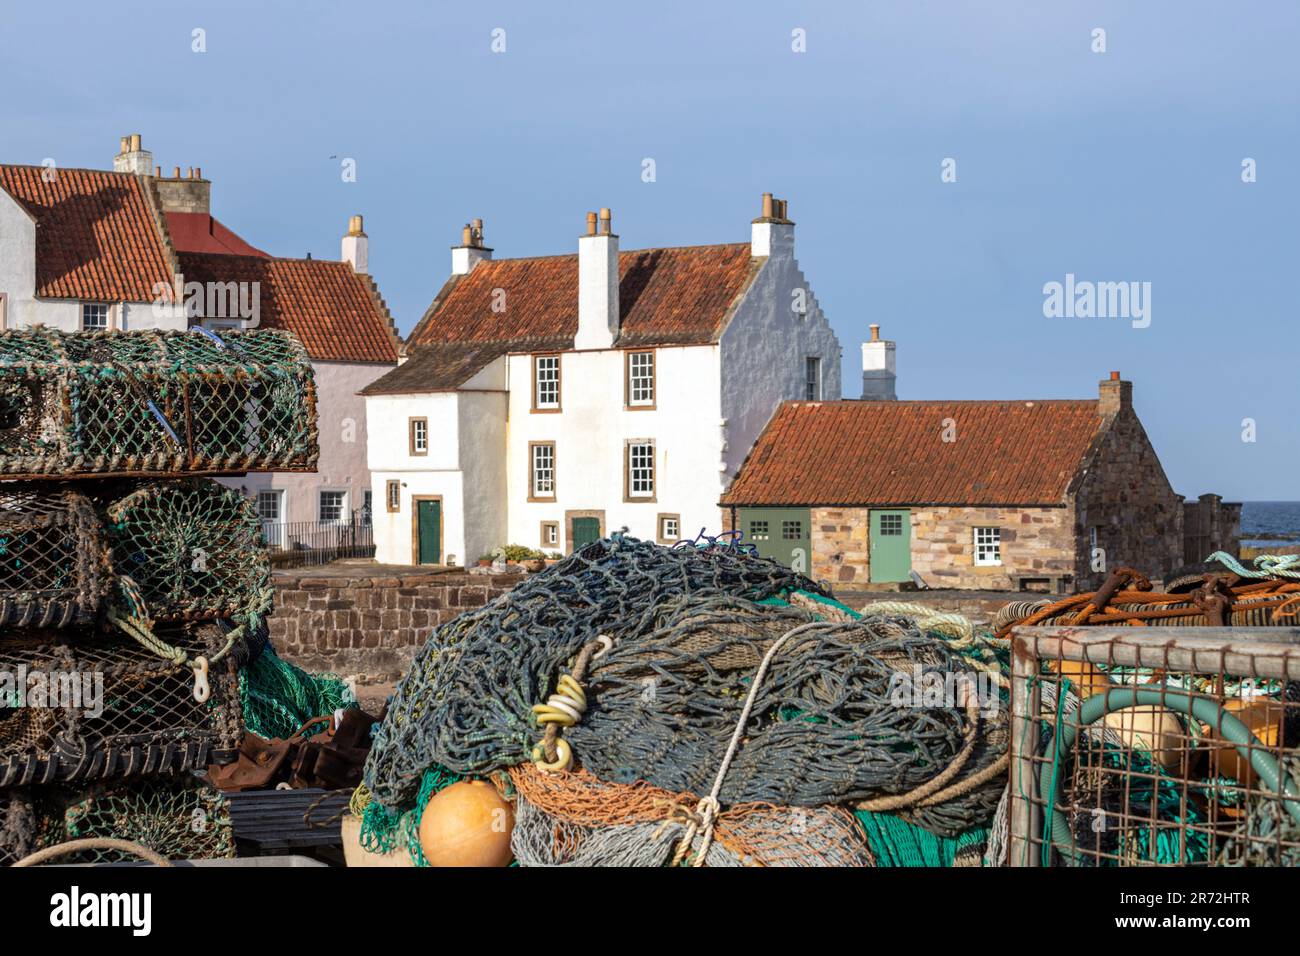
[319,490,347,524]
[974,527,1002,566]
[81,303,109,331]
[386,480,401,513]
[748,520,770,541]
[656,513,680,544]
[255,490,281,523]
[781,520,803,540]
[880,513,904,536]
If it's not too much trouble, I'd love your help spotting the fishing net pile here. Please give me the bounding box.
[359,535,1010,866]
[0,326,323,865]
[0,327,317,479]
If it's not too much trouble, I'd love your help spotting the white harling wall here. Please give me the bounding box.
[504,344,723,551]
[0,189,187,331]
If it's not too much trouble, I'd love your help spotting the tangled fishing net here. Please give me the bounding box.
[239,639,355,741]
[362,536,1009,866]
[0,327,317,479]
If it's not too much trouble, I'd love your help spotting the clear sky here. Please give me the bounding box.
[2,1,1296,499]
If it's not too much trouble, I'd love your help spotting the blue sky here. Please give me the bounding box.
[2,1,1296,499]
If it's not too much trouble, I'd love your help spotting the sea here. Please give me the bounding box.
[1241,501,1300,548]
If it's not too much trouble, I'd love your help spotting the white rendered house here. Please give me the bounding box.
[364,196,842,566]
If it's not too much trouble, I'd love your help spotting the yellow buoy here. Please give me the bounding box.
[1203,697,1286,790]
[1047,659,1113,699]
[417,780,514,867]
[1102,705,1188,772]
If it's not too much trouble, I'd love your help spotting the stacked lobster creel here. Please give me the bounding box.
[0,327,317,866]
[993,556,1300,866]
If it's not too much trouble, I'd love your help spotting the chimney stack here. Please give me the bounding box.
[1098,370,1132,416]
[113,133,153,176]
[751,191,794,258]
[341,214,369,274]
[576,207,620,350]
[450,218,493,275]
[861,324,897,400]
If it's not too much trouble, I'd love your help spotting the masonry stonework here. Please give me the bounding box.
[270,569,518,679]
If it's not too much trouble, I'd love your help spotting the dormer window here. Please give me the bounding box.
[533,355,560,411]
[81,303,110,331]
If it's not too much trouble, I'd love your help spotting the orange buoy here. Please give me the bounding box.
[1047,659,1113,699]
[1203,697,1286,789]
[417,780,514,867]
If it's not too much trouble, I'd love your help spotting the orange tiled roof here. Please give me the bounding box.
[167,211,269,257]
[178,252,399,364]
[407,243,760,349]
[721,400,1105,507]
[0,165,174,302]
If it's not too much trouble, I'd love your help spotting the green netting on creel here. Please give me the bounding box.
[359,763,465,866]
[0,327,318,478]
[238,641,355,741]
[855,810,989,867]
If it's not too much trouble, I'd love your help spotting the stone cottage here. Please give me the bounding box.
[721,372,1209,592]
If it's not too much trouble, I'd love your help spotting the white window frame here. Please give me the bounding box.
[974,527,1002,566]
[805,356,822,401]
[255,489,283,523]
[534,355,560,409]
[386,479,401,513]
[81,302,111,331]
[660,515,679,540]
[531,443,556,499]
[628,350,655,407]
[319,489,348,526]
[627,441,655,499]
[410,418,428,456]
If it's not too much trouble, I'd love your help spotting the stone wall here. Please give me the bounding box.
[810,505,1075,590]
[1073,408,1184,589]
[269,568,519,679]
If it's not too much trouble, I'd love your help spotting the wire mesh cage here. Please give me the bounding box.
[1009,626,1300,866]
[0,486,111,628]
[104,479,272,623]
[0,775,234,866]
[0,622,243,787]
[0,327,318,479]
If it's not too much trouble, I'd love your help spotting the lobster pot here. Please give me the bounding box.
[0,328,318,479]
[1009,626,1300,867]
[105,479,271,622]
[0,486,110,628]
[0,623,243,787]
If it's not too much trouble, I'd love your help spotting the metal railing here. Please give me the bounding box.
[260,509,374,568]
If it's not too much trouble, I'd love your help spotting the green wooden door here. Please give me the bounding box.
[571,517,601,550]
[416,499,441,564]
[738,507,811,572]
[869,509,911,582]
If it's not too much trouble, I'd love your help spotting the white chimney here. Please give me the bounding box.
[341,215,369,274]
[575,208,619,350]
[861,324,897,400]
[113,133,153,176]
[750,192,794,258]
[451,218,492,276]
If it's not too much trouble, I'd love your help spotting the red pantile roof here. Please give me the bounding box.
[167,212,269,257]
[407,243,760,349]
[721,400,1106,507]
[0,165,175,302]
[178,252,399,364]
